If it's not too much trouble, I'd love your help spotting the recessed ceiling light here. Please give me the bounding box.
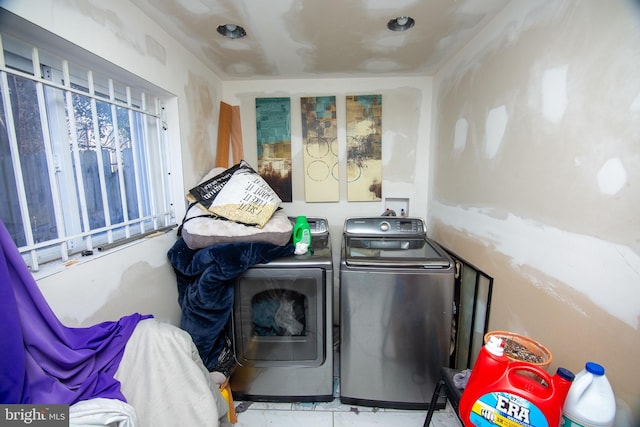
[387,16,415,32]
[216,24,247,39]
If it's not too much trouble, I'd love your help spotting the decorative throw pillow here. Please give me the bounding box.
[188,160,281,228]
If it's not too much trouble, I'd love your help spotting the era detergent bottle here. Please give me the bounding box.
[459,336,575,427]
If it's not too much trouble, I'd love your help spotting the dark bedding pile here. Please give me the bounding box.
[167,237,294,371]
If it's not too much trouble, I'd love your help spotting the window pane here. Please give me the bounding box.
[129,87,143,110]
[42,83,82,251]
[68,63,90,94]
[95,98,124,226]
[91,72,110,100]
[117,106,140,221]
[0,82,26,246]
[112,80,127,104]
[8,75,57,244]
[67,94,145,229]
[2,35,35,75]
[1,23,174,269]
[69,91,105,230]
[142,112,168,217]
[131,111,152,218]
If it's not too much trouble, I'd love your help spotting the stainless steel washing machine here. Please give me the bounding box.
[339,216,454,409]
[230,217,333,402]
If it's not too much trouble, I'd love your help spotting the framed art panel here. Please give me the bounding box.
[256,97,292,202]
[345,94,382,201]
[301,96,338,202]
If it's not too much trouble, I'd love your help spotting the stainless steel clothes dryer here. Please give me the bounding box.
[339,217,454,410]
[230,217,333,402]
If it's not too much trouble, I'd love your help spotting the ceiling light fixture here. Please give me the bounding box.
[387,16,415,32]
[216,23,247,39]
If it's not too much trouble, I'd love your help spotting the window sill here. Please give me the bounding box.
[31,227,176,281]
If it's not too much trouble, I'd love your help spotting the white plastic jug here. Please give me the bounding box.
[562,362,616,427]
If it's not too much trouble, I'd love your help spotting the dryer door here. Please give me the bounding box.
[233,267,326,367]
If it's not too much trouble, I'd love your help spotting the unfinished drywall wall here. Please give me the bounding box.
[431,0,640,423]
[37,232,181,327]
[185,71,219,179]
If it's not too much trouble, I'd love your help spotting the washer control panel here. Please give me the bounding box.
[344,217,425,236]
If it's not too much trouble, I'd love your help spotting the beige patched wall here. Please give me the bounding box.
[430,0,640,424]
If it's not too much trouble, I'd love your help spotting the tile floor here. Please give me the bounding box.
[232,350,462,427]
[233,398,462,427]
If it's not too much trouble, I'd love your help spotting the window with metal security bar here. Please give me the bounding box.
[0,28,175,271]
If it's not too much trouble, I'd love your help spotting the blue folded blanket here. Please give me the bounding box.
[167,237,294,370]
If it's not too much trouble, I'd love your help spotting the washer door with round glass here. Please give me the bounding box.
[233,267,325,367]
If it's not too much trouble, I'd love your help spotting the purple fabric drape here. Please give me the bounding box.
[0,220,151,404]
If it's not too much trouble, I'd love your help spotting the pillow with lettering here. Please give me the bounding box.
[188,160,281,228]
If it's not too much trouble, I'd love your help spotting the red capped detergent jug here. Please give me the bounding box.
[459,336,575,427]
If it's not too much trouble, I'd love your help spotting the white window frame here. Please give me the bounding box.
[0,22,177,272]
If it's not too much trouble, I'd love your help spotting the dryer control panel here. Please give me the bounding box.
[344,217,425,236]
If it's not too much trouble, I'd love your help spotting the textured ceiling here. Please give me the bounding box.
[132,0,509,80]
